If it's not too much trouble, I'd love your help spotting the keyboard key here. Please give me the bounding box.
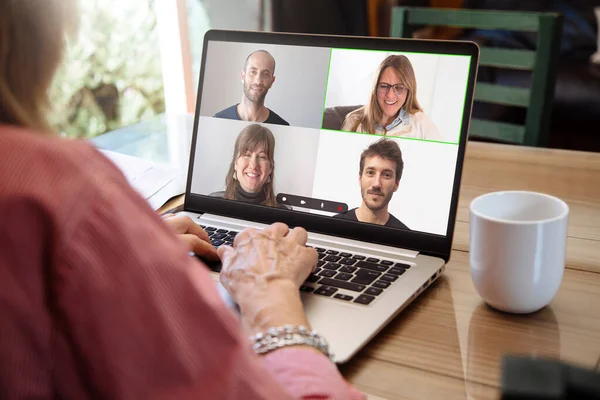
[334,294,354,301]
[324,255,341,262]
[205,226,217,231]
[340,258,357,265]
[351,270,381,285]
[380,260,394,266]
[339,252,352,258]
[209,263,223,273]
[211,233,227,240]
[366,257,380,263]
[319,270,336,278]
[306,274,320,283]
[216,228,228,233]
[211,239,225,247]
[352,255,366,260]
[356,260,389,273]
[300,285,315,293]
[372,280,391,289]
[225,235,237,242]
[317,260,326,268]
[224,241,233,246]
[380,273,399,282]
[318,253,327,260]
[354,294,376,305]
[208,263,222,273]
[314,267,322,274]
[365,287,383,296]
[335,272,353,281]
[395,262,411,269]
[199,225,206,229]
[318,278,366,292]
[326,250,339,255]
[323,262,341,271]
[196,256,222,273]
[315,247,326,253]
[314,286,337,296]
[388,267,407,275]
[339,266,357,274]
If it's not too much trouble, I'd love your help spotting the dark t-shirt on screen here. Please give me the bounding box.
[334,208,410,230]
[213,104,290,126]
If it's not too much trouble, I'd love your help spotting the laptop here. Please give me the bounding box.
[178,29,479,363]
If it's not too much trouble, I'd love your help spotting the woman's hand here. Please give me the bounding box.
[162,214,219,261]
[218,222,317,296]
[217,222,318,334]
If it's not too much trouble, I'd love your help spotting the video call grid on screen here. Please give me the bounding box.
[191,40,472,236]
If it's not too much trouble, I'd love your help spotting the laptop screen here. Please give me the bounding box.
[188,31,476,246]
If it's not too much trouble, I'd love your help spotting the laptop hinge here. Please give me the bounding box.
[183,212,419,260]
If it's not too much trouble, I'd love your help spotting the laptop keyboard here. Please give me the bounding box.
[199,225,411,306]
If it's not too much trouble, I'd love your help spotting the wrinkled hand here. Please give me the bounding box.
[162,214,219,261]
[217,222,317,302]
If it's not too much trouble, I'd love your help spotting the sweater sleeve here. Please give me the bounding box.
[263,348,367,400]
[50,148,364,399]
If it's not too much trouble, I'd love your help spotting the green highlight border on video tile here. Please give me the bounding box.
[330,47,473,59]
[320,48,334,127]
[319,128,460,147]
[320,47,473,145]
[455,56,472,146]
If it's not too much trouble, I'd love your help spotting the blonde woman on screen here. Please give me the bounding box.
[342,55,443,141]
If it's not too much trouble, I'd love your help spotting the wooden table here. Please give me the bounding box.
[159,141,600,399]
[339,142,600,399]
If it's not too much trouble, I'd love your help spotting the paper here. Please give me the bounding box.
[100,150,184,209]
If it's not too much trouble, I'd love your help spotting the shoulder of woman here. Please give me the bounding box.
[1,126,127,192]
[342,108,364,130]
[410,111,435,128]
[410,111,430,123]
[410,111,443,140]
[0,126,144,241]
[346,107,364,118]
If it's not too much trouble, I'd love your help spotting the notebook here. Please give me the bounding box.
[178,29,479,363]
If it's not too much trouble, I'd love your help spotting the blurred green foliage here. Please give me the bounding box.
[49,0,165,138]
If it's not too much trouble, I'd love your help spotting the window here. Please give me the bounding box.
[49,0,165,139]
[186,0,263,89]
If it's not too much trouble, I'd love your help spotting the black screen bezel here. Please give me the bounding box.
[184,29,479,263]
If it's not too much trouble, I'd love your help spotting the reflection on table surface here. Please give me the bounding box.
[341,251,600,399]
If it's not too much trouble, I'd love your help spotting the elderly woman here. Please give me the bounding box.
[0,1,363,399]
[211,124,279,207]
[342,54,443,141]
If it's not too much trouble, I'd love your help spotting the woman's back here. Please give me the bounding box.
[0,126,312,398]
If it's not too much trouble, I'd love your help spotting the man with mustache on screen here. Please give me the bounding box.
[213,50,289,126]
[334,138,410,230]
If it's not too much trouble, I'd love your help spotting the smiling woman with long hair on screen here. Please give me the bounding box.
[211,124,279,207]
[342,55,443,141]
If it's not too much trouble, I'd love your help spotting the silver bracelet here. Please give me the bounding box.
[250,325,334,362]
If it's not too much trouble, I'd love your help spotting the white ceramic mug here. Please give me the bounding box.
[469,191,569,314]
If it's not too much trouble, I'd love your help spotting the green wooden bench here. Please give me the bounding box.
[391,7,563,147]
